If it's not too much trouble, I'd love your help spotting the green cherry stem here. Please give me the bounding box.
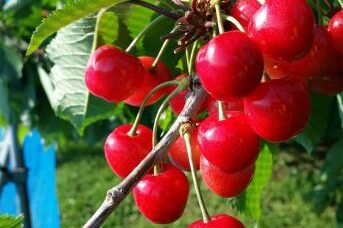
[152,77,190,146]
[125,15,164,53]
[214,2,225,34]
[91,8,108,52]
[188,40,199,75]
[338,0,343,8]
[127,80,180,137]
[181,124,210,223]
[224,15,245,33]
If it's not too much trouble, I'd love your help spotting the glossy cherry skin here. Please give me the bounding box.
[168,127,201,171]
[188,214,245,228]
[328,10,343,56]
[124,56,171,106]
[244,77,310,142]
[200,156,255,198]
[207,97,243,116]
[266,25,335,79]
[248,0,315,61]
[104,124,152,178]
[265,26,335,80]
[85,45,144,102]
[231,0,261,30]
[133,164,189,224]
[311,54,343,95]
[196,31,263,100]
[198,111,260,173]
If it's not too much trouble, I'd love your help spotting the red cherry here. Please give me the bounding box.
[231,0,261,30]
[198,111,260,173]
[207,97,243,116]
[168,127,201,171]
[196,31,263,100]
[85,45,144,102]
[244,77,310,142]
[133,164,189,224]
[248,0,315,61]
[104,124,152,178]
[328,10,343,56]
[125,56,171,106]
[265,26,335,80]
[200,156,255,198]
[187,214,245,228]
[310,54,343,95]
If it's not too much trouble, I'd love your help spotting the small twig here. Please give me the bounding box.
[128,0,182,20]
[83,79,207,228]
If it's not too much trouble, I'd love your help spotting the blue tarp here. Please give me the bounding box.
[0,130,60,228]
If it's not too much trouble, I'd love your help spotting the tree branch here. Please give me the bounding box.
[83,80,207,228]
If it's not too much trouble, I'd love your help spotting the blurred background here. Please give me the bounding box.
[0,0,342,227]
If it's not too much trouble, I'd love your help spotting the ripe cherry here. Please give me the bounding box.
[310,54,343,95]
[231,0,261,30]
[85,45,144,102]
[265,26,335,80]
[207,97,243,116]
[125,56,171,106]
[198,111,260,173]
[200,156,255,198]
[187,214,244,228]
[248,0,315,61]
[196,31,263,100]
[244,77,310,142]
[168,127,201,171]
[328,10,343,56]
[104,124,152,178]
[133,164,189,224]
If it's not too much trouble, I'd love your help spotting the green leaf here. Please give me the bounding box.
[244,143,273,221]
[159,107,174,132]
[295,92,333,153]
[0,215,23,228]
[337,93,343,129]
[127,5,155,38]
[0,78,9,126]
[26,0,127,55]
[98,11,119,45]
[0,41,23,80]
[40,16,119,135]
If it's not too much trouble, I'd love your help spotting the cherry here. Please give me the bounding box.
[125,56,171,106]
[104,124,152,178]
[310,54,343,95]
[198,111,260,173]
[244,77,310,142]
[133,164,189,224]
[265,26,335,80]
[196,31,263,100]
[168,127,201,171]
[187,214,245,228]
[328,10,343,56]
[200,156,255,198]
[85,45,144,102]
[231,0,261,30]
[248,0,315,61]
[207,97,243,116]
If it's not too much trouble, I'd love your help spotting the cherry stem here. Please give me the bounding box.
[91,8,108,52]
[151,28,177,69]
[128,0,182,20]
[127,80,180,137]
[125,15,164,53]
[217,101,226,121]
[181,125,210,223]
[152,78,190,147]
[224,15,245,33]
[214,3,225,34]
[338,0,343,8]
[188,40,198,75]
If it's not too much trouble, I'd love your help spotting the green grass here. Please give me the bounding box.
[56,144,336,228]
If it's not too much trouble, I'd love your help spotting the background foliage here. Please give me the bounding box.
[0,0,342,227]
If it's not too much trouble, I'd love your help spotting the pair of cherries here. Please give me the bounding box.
[85,45,171,106]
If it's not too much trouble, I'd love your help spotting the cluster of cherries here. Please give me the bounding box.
[85,0,343,226]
